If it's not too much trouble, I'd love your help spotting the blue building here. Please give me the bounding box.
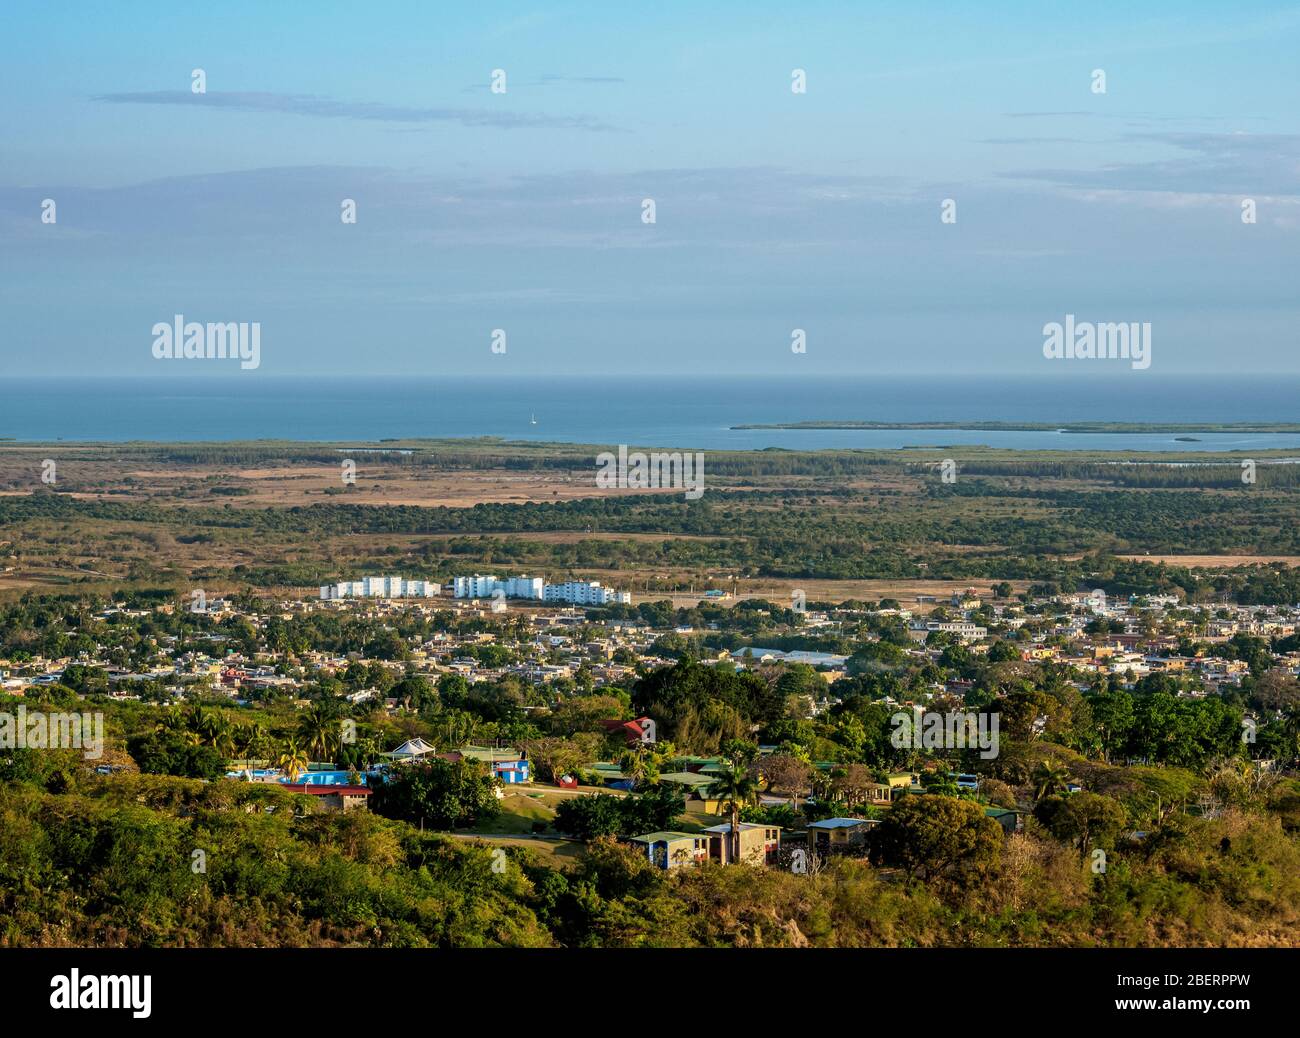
[454,745,531,784]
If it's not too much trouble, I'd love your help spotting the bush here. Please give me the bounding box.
[127,731,227,780]
[554,786,685,840]
[369,757,500,831]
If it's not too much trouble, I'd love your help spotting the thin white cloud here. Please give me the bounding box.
[93,90,618,132]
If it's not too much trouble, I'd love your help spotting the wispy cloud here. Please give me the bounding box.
[93,90,617,132]
[1006,111,1267,127]
[976,137,1091,145]
[1006,111,1098,119]
[1005,132,1300,197]
[461,73,624,93]
[537,74,624,85]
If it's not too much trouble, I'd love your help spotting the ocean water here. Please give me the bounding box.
[2,374,1298,452]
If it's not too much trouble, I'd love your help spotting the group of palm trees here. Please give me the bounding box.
[154,702,377,784]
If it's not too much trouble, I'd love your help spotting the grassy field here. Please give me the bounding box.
[445,833,584,861]
[4,439,1300,604]
[452,786,599,861]
[466,789,560,834]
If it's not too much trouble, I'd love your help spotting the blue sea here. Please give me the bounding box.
[2,374,1298,452]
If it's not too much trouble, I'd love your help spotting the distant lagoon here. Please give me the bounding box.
[3,374,1299,452]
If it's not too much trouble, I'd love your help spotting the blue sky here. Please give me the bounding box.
[1,1,1297,376]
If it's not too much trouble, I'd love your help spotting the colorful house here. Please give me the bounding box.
[450,745,531,784]
[627,831,710,869]
[600,716,656,745]
[703,822,782,865]
[281,783,372,813]
[658,771,726,814]
[586,762,634,790]
[807,817,877,856]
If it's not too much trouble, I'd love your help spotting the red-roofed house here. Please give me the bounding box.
[600,716,655,746]
[281,784,372,813]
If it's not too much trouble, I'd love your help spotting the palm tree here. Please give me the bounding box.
[297,704,339,763]
[185,703,209,733]
[1031,760,1071,802]
[239,722,273,765]
[155,706,204,745]
[276,741,310,783]
[356,734,380,769]
[1281,707,1300,763]
[437,712,475,750]
[713,765,759,864]
[155,706,187,735]
[617,745,659,789]
[210,717,237,758]
[181,704,226,749]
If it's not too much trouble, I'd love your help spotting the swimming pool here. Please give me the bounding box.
[227,768,382,786]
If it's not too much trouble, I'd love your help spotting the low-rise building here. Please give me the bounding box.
[702,822,782,865]
[627,831,710,869]
[807,817,877,855]
[282,783,372,813]
[449,745,531,784]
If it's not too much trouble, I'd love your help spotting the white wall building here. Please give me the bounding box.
[451,574,630,605]
[506,576,544,600]
[452,575,544,600]
[542,580,632,606]
[910,620,987,642]
[320,577,438,600]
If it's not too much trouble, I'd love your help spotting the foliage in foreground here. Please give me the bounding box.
[4,767,1300,948]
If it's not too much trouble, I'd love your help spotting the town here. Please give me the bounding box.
[5,573,1298,888]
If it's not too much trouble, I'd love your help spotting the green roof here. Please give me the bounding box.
[808,817,875,830]
[659,771,719,787]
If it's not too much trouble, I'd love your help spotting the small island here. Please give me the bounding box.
[731,420,1300,434]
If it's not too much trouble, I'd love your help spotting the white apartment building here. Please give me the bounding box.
[451,574,631,605]
[452,575,544,600]
[320,576,438,600]
[542,580,632,606]
[910,620,987,642]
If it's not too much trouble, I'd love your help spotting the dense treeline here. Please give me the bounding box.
[946,459,1300,489]
[4,764,1300,947]
[8,487,1300,595]
[8,439,1300,612]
